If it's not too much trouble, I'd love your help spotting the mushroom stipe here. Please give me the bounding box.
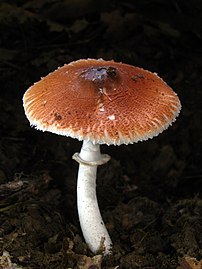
[23,58,181,255]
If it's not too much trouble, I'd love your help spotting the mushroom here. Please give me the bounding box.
[23,59,181,255]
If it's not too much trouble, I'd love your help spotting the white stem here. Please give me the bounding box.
[73,140,112,255]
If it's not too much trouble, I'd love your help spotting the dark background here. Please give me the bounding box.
[0,1,202,268]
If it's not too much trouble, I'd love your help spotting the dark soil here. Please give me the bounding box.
[0,1,202,269]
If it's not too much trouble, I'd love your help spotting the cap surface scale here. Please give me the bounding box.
[23,59,181,145]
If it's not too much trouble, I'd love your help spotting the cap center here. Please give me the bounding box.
[81,66,117,83]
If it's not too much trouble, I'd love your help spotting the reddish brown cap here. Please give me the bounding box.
[23,59,181,145]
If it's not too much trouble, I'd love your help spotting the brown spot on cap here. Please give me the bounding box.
[23,58,181,145]
[131,74,145,81]
[54,112,62,120]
